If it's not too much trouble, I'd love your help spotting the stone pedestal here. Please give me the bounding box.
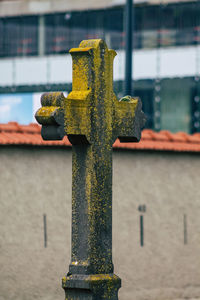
[62,274,121,300]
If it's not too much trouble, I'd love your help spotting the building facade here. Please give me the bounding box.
[0,0,200,133]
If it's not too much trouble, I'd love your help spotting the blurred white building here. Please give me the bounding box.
[0,0,199,132]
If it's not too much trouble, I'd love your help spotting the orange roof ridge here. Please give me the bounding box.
[0,122,41,134]
[0,122,200,152]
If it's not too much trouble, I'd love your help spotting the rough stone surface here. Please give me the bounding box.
[1,146,200,300]
[35,39,145,300]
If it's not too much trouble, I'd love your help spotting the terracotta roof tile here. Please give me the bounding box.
[0,122,200,152]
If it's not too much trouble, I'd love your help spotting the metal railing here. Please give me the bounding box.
[0,26,200,58]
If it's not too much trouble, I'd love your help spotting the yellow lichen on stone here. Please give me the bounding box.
[64,39,119,145]
[87,274,114,282]
[36,106,58,117]
[35,106,61,125]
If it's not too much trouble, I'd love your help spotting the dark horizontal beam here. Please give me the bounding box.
[0,80,156,95]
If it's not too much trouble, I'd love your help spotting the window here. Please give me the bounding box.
[160,78,192,133]
[0,16,38,57]
[191,78,200,133]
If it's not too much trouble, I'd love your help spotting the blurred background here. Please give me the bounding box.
[1,2,200,300]
[0,0,200,133]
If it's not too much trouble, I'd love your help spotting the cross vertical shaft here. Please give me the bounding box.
[70,143,113,275]
[68,40,115,276]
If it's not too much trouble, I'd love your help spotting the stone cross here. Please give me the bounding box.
[35,39,145,300]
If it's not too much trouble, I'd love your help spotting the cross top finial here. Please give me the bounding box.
[35,39,145,145]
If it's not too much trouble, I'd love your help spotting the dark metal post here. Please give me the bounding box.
[125,0,133,95]
[43,214,47,248]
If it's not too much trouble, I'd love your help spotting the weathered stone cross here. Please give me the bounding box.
[35,39,145,300]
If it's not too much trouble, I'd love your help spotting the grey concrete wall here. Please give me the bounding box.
[0,146,200,300]
[113,150,200,300]
[0,146,72,300]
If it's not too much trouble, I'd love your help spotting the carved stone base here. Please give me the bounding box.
[62,273,121,300]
